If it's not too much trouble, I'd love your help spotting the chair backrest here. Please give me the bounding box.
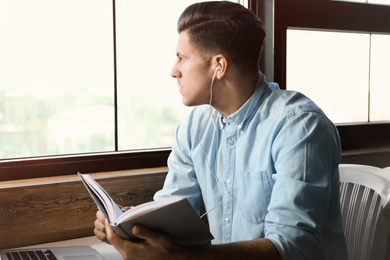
[339,164,390,260]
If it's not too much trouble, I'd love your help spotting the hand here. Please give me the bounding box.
[94,209,109,243]
[105,220,179,260]
[94,206,130,243]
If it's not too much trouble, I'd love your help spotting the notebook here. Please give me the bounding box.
[0,245,104,260]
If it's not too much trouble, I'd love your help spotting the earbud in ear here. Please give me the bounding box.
[211,65,221,84]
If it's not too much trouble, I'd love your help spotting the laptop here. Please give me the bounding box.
[0,245,104,260]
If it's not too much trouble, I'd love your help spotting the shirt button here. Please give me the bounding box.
[228,139,234,145]
[226,178,231,184]
[224,217,230,224]
[222,117,227,124]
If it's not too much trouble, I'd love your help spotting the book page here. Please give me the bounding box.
[114,196,183,225]
[79,173,123,222]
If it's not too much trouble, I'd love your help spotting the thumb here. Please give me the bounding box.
[132,225,150,239]
[133,225,173,248]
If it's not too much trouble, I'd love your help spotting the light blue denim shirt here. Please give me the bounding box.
[154,73,348,260]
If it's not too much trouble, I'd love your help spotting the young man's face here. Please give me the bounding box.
[171,31,214,107]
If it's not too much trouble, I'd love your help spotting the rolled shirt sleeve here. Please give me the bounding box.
[265,109,343,259]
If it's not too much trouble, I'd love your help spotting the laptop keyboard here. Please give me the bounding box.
[5,250,58,260]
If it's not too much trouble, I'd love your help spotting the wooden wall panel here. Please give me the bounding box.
[0,167,167,250]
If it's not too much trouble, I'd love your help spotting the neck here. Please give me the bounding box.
[212,73,258,117]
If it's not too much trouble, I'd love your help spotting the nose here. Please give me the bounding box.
[170,68,177,78]
[170,61,180,78]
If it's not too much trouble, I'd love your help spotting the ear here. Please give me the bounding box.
[213,55,228,80]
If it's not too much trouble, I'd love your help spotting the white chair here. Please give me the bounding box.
[339,164,390,260]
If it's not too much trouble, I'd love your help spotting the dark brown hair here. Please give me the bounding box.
[178,1,266,75]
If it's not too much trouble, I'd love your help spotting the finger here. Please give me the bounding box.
[95,211,106,235]
[132,225,172,248]
[94,217,105,231]
[94,226,108,243]
[96,210,106,222]
[94,210,109,243]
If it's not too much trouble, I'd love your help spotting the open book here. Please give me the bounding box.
[78,172,213,246]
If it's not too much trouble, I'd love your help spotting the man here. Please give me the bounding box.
[94,2,348,259]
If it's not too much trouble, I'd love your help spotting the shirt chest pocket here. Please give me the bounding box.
[235,170,273,224]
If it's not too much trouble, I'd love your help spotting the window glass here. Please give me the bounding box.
[286,29,370,124]
[0,0,115,159]
[0,0,241,159]
[370,34,390,121]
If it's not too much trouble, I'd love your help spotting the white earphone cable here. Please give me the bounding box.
[199,66,224,219]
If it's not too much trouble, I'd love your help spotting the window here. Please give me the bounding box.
[271,0,390,150]
[0,0,243,181]
[370,34,390,121]
[0,0,116,159]
[286,30,390,124]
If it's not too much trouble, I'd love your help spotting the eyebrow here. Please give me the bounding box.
[176,52,187,58]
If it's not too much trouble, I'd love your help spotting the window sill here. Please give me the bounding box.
[0,166,168,250]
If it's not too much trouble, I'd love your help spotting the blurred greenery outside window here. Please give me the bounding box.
[0,0,241,159]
